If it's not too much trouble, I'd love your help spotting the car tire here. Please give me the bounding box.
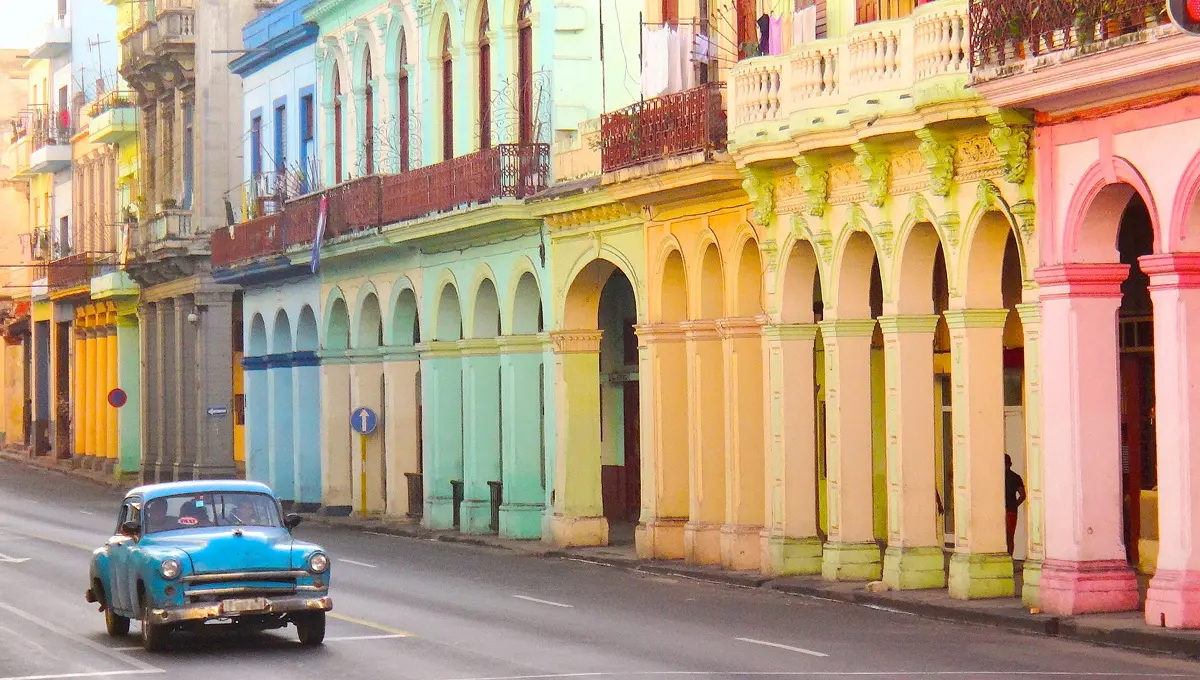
[140,595,166,652]
[105,607,130,636]
[295,611,326,646]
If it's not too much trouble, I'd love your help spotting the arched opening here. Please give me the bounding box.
[512,272,544,334]
[358,292,383,348]
[246,313,270,489]
[387,288,423,523]
[472,278,501,338]
[271,310,296,505]
[478,2,491,150]
[501,270,547,538]
[685,243,727,564]
[436,283,463,341]
[297,306,318,351]
[333,68,344,183]
[518,0,534,144]
[392,288,421,345]
[397,35,411,172]
[441,19,454,161]
[780,240,827,546]
[321,295,353,514]
[248,313,268,356]
[599,267,639,534]
[424,282,466,530]
[363,45,375,175]
[648,249,689,558]
[325,297,350,350]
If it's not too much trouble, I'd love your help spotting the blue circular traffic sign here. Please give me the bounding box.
[350,407,378,435]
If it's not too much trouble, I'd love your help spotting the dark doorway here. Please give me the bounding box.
[598,269,640,527]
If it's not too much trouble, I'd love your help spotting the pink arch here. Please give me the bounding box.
[1062,157,1161,263]
[1170,149,1200,251]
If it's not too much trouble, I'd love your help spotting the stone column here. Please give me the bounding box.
[139,302,158,481]
[243,354,270,485]
[172,295,194,478]
[498,335,548,539]
[683,320,725,565]
[349,348,386,515]
[154,299,175,482]
[548,330,608,547]
[382,347,420,518]
[105,326,118,473]
[319,351,353,513]
[762,323,822,576]
[116,314,140,477]
[1016,302,1047,607]
[73,327,87,461]
[85,327,97,463]
[420,341,465,530]
[268,351,297,504]
[818,318,881,581]
[719,316,768,571]
[877,314,944,590]
[190,292,236,480]
[461,339,502,533]
[1142,254,1200,628]
[1034,264,1138,615]
[633,323,689,560]
[944,308,1012,599]
[293,350,323,510]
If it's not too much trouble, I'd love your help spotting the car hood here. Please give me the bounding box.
[148,527,296,573]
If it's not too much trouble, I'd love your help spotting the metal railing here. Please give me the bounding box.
[30,109,73,151]
[46,252,115,291]
[600,82,727,173]
[85,90,136,118]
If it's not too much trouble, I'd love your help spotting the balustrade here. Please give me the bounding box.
[730,0,969,127]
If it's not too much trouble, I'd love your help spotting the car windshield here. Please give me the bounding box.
[142,492,281,533]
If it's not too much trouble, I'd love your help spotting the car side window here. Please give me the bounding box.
[114,502,129,534]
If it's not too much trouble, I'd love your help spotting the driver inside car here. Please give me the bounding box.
[144,500,169,533]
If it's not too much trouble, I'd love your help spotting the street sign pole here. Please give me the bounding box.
[360,434,367,516]
[350,407,378,517]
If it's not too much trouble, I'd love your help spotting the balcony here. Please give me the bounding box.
[47,252,115,294]
[600,82,727,174]
[729,0,970,150]
[967,0,1194,111]
[28,110,73,175]
[120,0,196,83]
[8,135,32,179]
[28,18,70,60]
[86,91,138,145]
[211,144,551,270]
[134,209,192,251]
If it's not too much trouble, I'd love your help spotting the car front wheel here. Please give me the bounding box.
[105,607,130,636]
[140,595,166,652]
[295,611,325,646]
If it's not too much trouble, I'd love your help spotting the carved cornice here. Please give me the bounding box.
[793,154,830,217]
[852,143,890,208]
[739,167,776,227]
[550,330,603,354]
[987,113,1032,185]
[545,202,638,230]
[916,128,956,197]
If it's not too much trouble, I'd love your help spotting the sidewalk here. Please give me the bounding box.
[8,449,1200,661]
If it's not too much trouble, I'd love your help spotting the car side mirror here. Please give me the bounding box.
[120,520,141,537]
[283,513,302,530]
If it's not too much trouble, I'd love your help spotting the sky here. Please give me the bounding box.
[0,0,54,50]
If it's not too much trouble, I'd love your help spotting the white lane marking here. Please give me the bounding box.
[0,671,163,680]
[435,673,1196,680]
[512,595,573,608]
[339,558,377,568]
[110,647,141,652]
[366,531,402,538]
[860,603,914,616]
[0,602,161,673]
[0,552,30,564]
[325,634,408,641]
[735,637,828,658]
[78,510,95,516]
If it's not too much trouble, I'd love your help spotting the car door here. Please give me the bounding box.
[107,498,139,614]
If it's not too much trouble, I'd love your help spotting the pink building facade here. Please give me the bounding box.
[971,8,1200,628]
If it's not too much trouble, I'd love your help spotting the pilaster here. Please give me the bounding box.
[461,339,502,534]
[682,320,724,565]
[190,292,236,480]
[420,340,465,530]
[718,316,768,571]
[878,314,945,590]
[818,318,882,581]
[319,349,353,514]
[497,334,551,539]
[943,308,1013,599]
[1016,302,1046,607]
[762,323,823,576]
[548,330,608,547]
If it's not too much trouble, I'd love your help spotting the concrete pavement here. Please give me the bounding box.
[1,459,1199,680]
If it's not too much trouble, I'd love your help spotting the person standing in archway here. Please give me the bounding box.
[1005,454,1027,556]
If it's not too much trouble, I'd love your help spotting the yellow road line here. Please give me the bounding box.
[329,611,416,637]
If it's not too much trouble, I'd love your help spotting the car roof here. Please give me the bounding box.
[125,479,275,502]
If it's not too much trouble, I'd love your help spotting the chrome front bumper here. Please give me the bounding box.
[150,594,333,625]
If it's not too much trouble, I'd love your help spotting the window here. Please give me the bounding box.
[363,48,374,174]
[442,21,454,161]
[478,4,491,150]
[518,0,533,144]
[250,114,263,178]
[274,103,286,175]
[57,0,66,20]
[300,93,314,183]
[142,492,282,533]
[662,0,678,23]
[397,38,410,172]
[333,70,343,183]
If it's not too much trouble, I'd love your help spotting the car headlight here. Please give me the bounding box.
[307,552,329,573]
[160,558,181,580]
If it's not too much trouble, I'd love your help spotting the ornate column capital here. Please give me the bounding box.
[550,330,603,354]
[818,318,877,338]
[1034,263,1129,299]
[679,320,720,341]
[1140,252,1200,290]
[633,322,687,345]
[763,322,819,342]
[877,314,940,335]
[942,308,1009,330]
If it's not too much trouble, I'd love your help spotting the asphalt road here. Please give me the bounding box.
[1,460,1199,680]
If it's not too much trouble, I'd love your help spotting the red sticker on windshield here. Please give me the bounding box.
[178,516,198,526]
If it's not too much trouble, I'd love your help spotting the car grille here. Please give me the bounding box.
[182,569,310,603]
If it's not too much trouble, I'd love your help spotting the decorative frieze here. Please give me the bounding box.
[544,202,639,230]
[551,330,604,354]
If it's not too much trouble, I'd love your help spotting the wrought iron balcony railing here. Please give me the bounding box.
[600,82,727,173]
[210,143,551,269]
[47,251,115,292]
[85,89,136,118]
[969,0,1169,71]
[30,108,73,151]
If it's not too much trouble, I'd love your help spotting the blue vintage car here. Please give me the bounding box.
[85,480,333,651]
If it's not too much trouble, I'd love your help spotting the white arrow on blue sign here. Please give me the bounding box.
[350,407,378,435]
